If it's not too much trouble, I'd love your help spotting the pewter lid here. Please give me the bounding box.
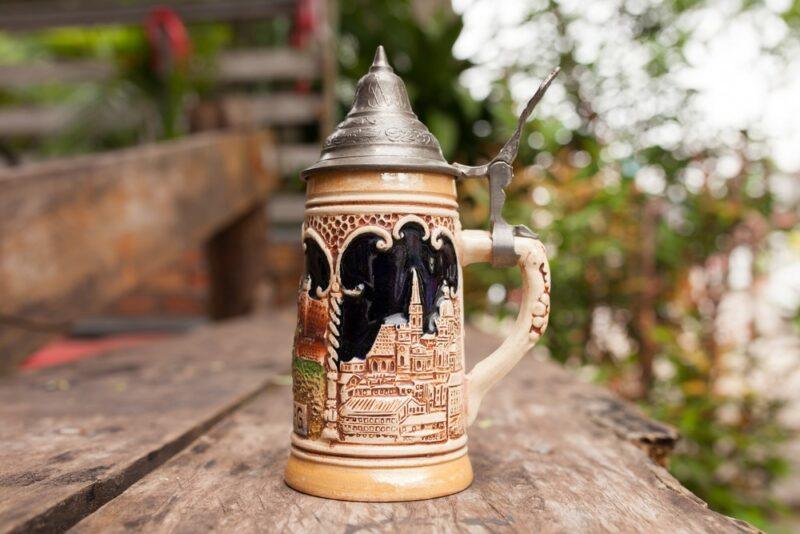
[301,46,457,178]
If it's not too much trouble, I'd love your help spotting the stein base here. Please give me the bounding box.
[284,450,473,502]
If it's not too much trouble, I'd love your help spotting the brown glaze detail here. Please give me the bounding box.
[306,198,458,211]
[294,288,329,365]
[530,261,552,337]
[292,287,329,439]
[306,171,457,201]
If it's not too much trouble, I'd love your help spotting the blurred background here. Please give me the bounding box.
[0,0,798,529]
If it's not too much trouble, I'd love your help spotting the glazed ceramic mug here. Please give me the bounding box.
[284,47,552,501]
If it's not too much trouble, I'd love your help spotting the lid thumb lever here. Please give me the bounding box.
[453,67,560,267]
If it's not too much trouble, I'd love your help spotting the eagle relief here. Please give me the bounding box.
[291,216,465,445]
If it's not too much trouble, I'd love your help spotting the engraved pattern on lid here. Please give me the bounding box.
[302,46,456,178]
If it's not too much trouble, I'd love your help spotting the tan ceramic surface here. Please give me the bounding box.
[285,451,473,502]
[286,170,550,501]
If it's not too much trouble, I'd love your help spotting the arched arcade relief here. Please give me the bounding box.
[331,218,466,444]
[299,227,332,300]
[291,227,335,439]
[336,220,459,364]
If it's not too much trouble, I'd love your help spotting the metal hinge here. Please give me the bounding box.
[453,67,559,267]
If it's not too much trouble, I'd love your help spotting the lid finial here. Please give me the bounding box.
[301,46,454,178]
[371,45,391,71]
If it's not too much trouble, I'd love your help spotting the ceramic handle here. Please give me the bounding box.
[461,229,551,425]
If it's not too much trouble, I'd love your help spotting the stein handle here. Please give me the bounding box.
[460,229,551,426]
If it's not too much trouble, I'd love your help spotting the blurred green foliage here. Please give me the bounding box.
[340,0,797,529]
[0,22,237,155]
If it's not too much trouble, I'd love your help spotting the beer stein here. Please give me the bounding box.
[285,46,556,501]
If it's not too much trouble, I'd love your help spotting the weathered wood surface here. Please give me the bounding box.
[0,131,275,372]
[0,314,750,533]
[0,60,112,90]
[277,144,320,175]
[0,97,314,140]
[216,49,319,83]
[0,49,316,92]
[0,1,295,31]
[0,105,74,138]
[0,314,293,533]
[0,48,320,139]
[206,204,269,320]
[73,333,753,534]
[221,94,323,128]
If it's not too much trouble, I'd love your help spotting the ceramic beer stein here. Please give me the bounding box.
[285,46,556,501]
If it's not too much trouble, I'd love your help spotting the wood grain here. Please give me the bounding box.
[206,204,269,320]
[0,105,74,137]
[68,322,753,534]
[0,1,295,31]
[277,144,320,176]
[0,313,294,533]
[0,60,112,90]
[0,130,275,372]
[221,94,323,128]
[0,49,315,91]
[216,49,319,83]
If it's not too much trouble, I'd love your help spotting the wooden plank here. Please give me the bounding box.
[0,103,144,139]
[267,192,305,224]
[0,130,276,372]
[0,105,74,137]
[318,0,339,136]
[0,313,294,533]
[72,324,754,533]
[206,203,268,320]
[222,93,323,128]
[278,143,320,176]
[0,49,314,91]
[217,49,318,83]
[0,60,113,89]
[0,0,295,31]
[0,58,321,137]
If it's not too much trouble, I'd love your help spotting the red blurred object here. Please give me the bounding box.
[291,0,318,48]
[144,6,192,73]
[291,0,319,93]
[21,334,169,371]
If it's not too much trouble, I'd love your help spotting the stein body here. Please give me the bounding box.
[284,47,551,501]
[288,171,470,499]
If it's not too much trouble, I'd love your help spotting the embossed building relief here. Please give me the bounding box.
[291,214,465,444]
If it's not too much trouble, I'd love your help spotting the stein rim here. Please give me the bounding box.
[300,156,459,179]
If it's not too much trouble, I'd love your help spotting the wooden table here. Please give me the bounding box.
[0,312,755,533]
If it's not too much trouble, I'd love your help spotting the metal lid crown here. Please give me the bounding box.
[301,45,456,178]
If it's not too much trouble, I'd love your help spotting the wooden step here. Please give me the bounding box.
[0,48,316,92]
[0,105,74,137]
[0,60,112,89]
[277,143,319,176]
[222,93,323,128]
[0,0,296,31]
[217,48,318,83]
